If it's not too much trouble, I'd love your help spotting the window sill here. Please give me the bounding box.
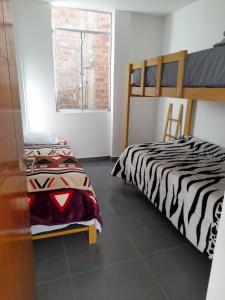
[57,109,111,114]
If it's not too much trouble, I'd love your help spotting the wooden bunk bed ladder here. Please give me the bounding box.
[163,103,184,142]
[184,99,193,136]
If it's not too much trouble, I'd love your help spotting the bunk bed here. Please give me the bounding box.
[24,141,102,244]
[113,44,225,258]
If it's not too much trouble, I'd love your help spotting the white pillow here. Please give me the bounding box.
[24,131,59,145]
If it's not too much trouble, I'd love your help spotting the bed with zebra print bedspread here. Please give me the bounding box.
[111,137,225,258]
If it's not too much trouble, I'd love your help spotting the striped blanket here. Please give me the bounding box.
[111,137,225,258]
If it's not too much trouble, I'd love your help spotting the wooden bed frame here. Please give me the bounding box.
[32,224,97,244]
[124,50,225,147]
[28,141,98,245]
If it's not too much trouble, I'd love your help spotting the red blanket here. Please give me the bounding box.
[25,143,102,234]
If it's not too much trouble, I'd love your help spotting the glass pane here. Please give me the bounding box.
[82,33,111,109]
[54,30,82,109]
[52,7,111,33]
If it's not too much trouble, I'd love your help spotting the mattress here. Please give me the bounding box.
[133,46,225,88]
[24,142,102,234]
[111,137,225,258]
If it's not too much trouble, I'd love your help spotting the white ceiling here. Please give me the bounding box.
[42,0,198,15]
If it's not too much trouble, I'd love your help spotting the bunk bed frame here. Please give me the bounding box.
[124,50,225,147]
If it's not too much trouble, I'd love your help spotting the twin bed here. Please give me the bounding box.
[24,140,102,244]
[112,136,225,259]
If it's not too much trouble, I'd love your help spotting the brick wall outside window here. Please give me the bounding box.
[52,7,111,110]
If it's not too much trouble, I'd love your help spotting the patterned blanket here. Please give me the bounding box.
[112,137,225,258]
[25,143,102,234]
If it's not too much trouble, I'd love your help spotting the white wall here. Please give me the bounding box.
[129,13,163,146]
[111,12,163,156]
[12,0,111,158]
[111,11,131,157]
[12,0,164,158]
[156,0,225,146]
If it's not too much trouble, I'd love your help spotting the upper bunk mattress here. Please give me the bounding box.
[133,46,225,87]
[111,137,225,259]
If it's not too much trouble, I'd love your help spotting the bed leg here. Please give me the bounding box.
[88,225,97,244]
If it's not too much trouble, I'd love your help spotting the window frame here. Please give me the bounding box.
[51,7,112,113]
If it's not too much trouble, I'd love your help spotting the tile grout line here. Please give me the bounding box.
[36,275,70,286]
[141,243,189,258]
[62,237,78,300]
[110,210,171,300]
[71,256,140,277]
[140,257,171,300]
[102,206,157,219]
[36,256,141,285]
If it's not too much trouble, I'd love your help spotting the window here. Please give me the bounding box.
[52,7,111,111]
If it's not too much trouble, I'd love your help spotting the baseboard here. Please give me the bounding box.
[110,156,119,162]
[79,156,118,163]
[79,156,110,162]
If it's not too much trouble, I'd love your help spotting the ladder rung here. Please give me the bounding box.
[166,134,176,139]
[163,103,183,142]
[169,118,179,122]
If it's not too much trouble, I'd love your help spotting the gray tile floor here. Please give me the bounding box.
[34,159,211,300]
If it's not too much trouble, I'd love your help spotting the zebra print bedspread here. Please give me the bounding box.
[111,137,225,258]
